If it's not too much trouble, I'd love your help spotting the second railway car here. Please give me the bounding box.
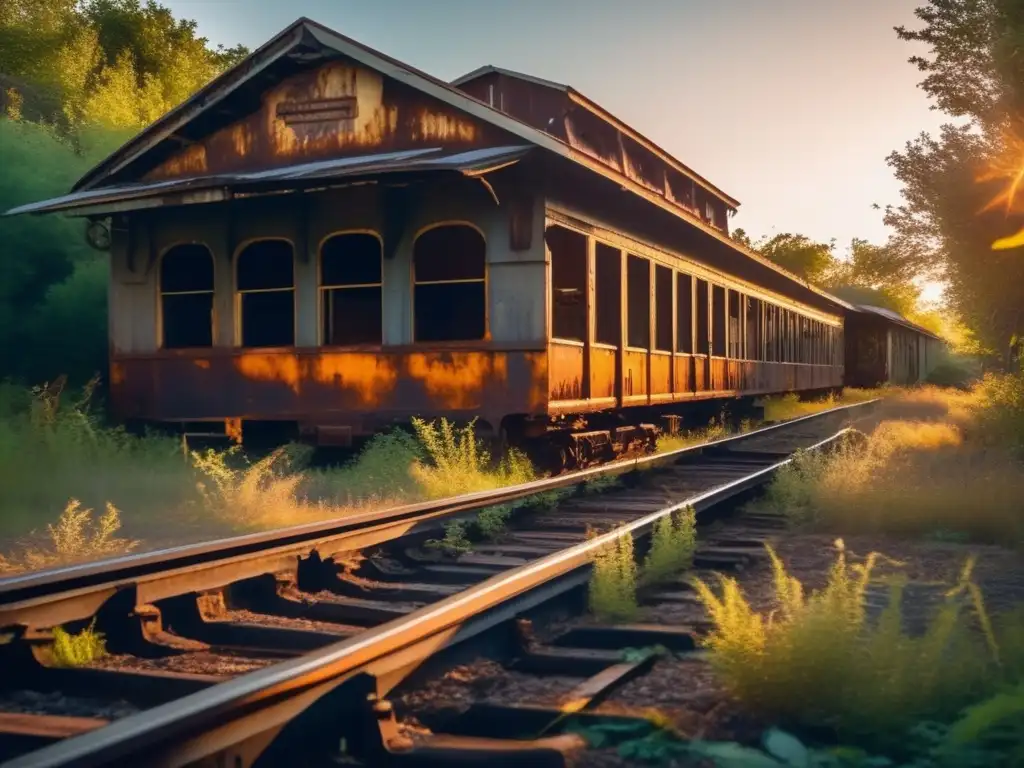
[8,18,855,469]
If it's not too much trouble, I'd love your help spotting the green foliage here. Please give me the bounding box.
[887,2,1024,368]
[588,532,639,622]
[426,520,473,557]
[640,507,696,586]
[51,619,106,667]
[971,370,1024,457]
[756,233,837,284]
[692,544,1024,751]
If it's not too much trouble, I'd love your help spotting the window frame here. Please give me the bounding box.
[317,229,385,347]
[233,236,297,349]
[157,241,216,350]
[411,221,488,344]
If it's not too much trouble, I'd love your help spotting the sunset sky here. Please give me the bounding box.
[165,0,948,298]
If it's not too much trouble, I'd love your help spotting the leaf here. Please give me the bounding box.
[689,740,785,767]
[762,728,810,766]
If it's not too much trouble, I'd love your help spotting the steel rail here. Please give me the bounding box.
[0,399,877,632]
[2,424,864,768]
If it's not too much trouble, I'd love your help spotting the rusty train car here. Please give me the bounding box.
[4,18,938,469]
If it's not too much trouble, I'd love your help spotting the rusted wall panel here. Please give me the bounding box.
[110,348,547,431]
[674,355,693,393]
[145,59,512,181]
[650,351,672,398]
[622,350,648,402]
[710,357,728,391]
[589,346,617,400]
[548,341,585,401]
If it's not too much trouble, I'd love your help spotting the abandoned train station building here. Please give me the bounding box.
[8,17,866,446]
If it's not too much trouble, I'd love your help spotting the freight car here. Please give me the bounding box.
[844,304,943,388]
[7,18,877,470]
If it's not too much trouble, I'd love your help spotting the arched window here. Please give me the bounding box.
[320,232,382,345]
[160,244,214,349]
[236,239,294,348]
[413,224,486,342]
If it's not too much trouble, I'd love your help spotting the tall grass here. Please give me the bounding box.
[760,376,1024,546]
[0,382,547,573]
[693,542,1024,750]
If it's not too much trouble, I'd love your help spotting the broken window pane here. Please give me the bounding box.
[676,272,693,354]
[711,284,726,357]
[696,279,710,355]
[160,243,214,349]
[237,239,294,348]
[320,233,383,346]
[626,254,650,349]
[594,242,621,346]
[654,264,673,352]
[414,224,486,342]
[547,225,587,342]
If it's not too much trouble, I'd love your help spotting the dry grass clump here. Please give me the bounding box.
[693,541,1024,747]
[51,621,106,667]
[764,417,1023,544]
[656,418,729,454]
[409,417,537,497]
[0,376,195,544]
[0,499,139,574]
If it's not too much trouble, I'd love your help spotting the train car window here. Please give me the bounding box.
[676,273,694,353]
[696,279,710,355]
[764,305,774,362]
[654,265,673,352]
[413,225,486,342]
[728,292,742,359]
[160,243,214,349]
[626,254,650,349]
[594,242,621,346]
[711,285,726,357]
[236,239,295,348]
[547,226,588,342]
[746,297,760,362]
[320,233,382,346]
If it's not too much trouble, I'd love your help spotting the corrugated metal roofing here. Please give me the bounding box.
[3,146,533,217]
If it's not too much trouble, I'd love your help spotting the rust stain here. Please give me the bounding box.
[406,352,506,410]
[313,353,398,406]
[234,353,301,394]
[109,362,125,386]
[145,57,494,181]
[150,143,207,179]
[193,359,211,370]
[225,417,243,444]
[525,351,548,411]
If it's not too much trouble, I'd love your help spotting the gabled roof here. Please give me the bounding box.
[450,65,741,209]
[10,17,848,313]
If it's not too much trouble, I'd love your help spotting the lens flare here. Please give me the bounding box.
[977,128,1024,250]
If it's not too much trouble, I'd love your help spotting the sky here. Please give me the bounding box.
[165,0,949,295]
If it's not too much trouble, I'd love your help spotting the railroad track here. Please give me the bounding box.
[0,400,878,767]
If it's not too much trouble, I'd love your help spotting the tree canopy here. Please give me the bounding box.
[888,0,1024,367]
[0,0,248,384]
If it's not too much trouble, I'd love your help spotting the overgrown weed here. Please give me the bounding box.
[762,408,1024,545]
[2,499,139,572]
[51,620,106,667]
[410,417,537,497]
[692,542,1024,749]
[589,532,639,622]
[640,507,697,586]
[656,417,728,454]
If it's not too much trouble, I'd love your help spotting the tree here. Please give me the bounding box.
[888,0,1024,368]
[740,231,837,284]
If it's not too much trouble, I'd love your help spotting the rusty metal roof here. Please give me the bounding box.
[849,303,942,340]
[3,146,533,217]
[450,65,741,210]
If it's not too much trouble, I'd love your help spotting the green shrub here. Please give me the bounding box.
[640,507,696,586]
[51,620,106,667]
[692,543,1024,750]
[589,532,639,622]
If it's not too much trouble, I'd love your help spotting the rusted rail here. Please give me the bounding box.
[0,400,877,767]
